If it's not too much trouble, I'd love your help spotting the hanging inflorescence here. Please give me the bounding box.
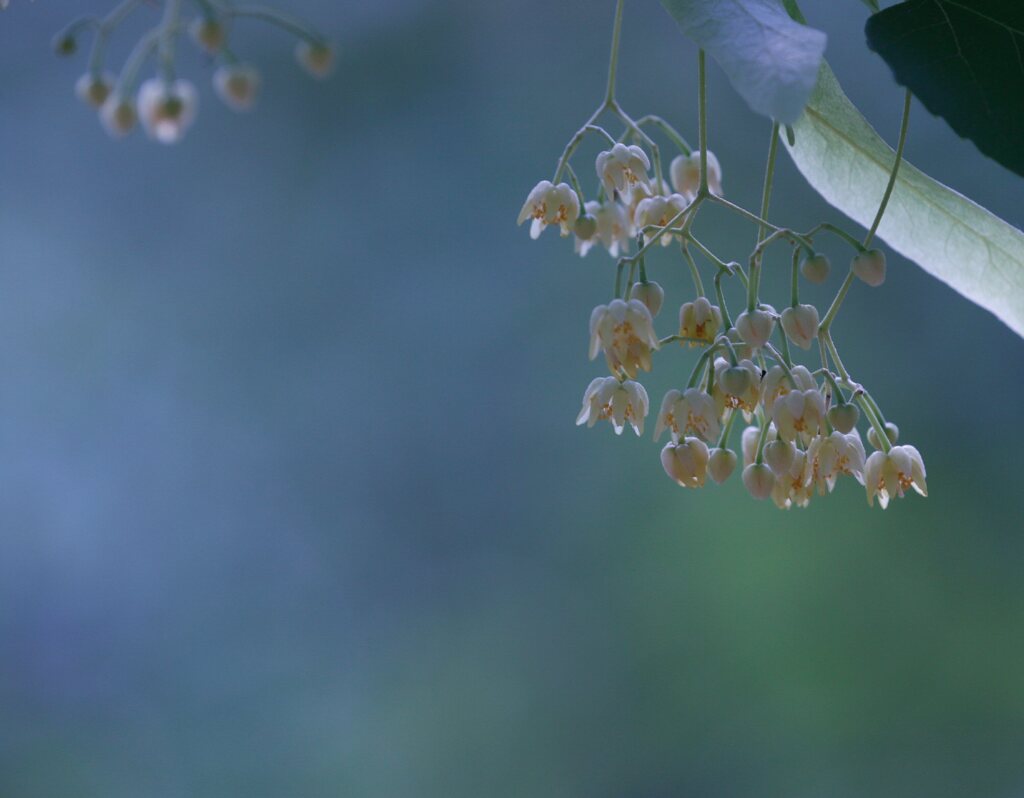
[518,1,926,510]
[52,0,333,143]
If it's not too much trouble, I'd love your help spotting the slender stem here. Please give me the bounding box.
[763,343,797,388]
[822,332,851,382]
[88,0,146,74]
[159,0,182,80]
[116,28,162,93]
[716,407,739,448]
[553,107,602,182]
[681,243,705,297]
[757,122,780,245]
[220,5,324,43]
[624,202,698,263]
[754,410,772,465]
[820,271,855,330]
[585,124,618,146]
[635,115,692,155]
[659,335,714,347]
[605,0,625,103]
[714,270,734,330]
[789,247,801,307]
[697,50,708,192]
[637,235,648,282]
[864,89,912,248]
[858,395,892,452]
[686,350,713,389]
[803,222,864,252]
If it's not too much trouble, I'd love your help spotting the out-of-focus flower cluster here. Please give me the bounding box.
[54,0,333,143]
[518,125,925,510]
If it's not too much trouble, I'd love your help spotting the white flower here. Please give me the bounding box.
[780,303,820,350]
[712,357,762,418]
[629,280,664,317]
[678,297,722,347]
[669,150,723,198]
[708,447,737,483]
[654,388,721,443]
[661,437,710,488]
[99,94,137,138]
[518,180,580,239]
[772,389,826,445]
[633,193,689,246]
[575,200,630,257]
[742,462,775,500]
[741,424,762,466]
[138,78,198,144]
[806,431,866,494]
[770,450,813,509]
[763,438,796,476]
[735,307,775,350]
[864,445,927,508]
[296,40,335,78]
[596,143,652,201]
[214,64,261,111]
[576,377,649,436]
[75,72,115,109]
[762,364,815,415]
[852,249,886,287]
[588,298,659,379]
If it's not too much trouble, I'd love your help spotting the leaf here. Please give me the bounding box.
[866,0,1024,178]
[784,62,1024,338]
[860,0,880,10]
[658,0,827,124]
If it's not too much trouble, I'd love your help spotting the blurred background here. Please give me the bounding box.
[1,1,1023,795]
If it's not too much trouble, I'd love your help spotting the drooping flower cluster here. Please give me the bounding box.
[54,2,333,143]
[517,6,926,510]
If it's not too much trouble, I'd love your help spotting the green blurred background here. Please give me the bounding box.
[1,1,1022,796]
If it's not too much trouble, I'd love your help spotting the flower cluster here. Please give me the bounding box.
[518,6,926,510]
[54,1,332,143]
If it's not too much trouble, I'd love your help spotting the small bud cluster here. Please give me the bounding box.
[54,3,333,144]
[517,15,926,510]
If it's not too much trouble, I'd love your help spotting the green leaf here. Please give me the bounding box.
[784,62,1024,338]
[658,0,827,124]
[866,0,1024,178]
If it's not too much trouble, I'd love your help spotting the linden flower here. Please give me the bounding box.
[660,437,710,488]
[654,388,721,443]
[806,431,866,495]
[99,94,138,138]
[576,376,649,436]
[633,193,689,246]
[575,200,631,257]
[761,364,815,415]
[596,143,652,201]
[678,297,722,347]
[138,78,198,144]
[864,445,927,508]
[772,389,826,445]
[214,64,261,111]
[771,450,813,510]
[518,180,580,239]
[588,298,659,379]
[712,357,762,418]
[669,150,723,198]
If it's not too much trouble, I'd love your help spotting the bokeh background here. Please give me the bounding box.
[1,1,1023,796]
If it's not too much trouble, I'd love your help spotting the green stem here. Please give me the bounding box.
[553,108,604,183]
[858,395,892,453]
[714,270,734,330]
[757,122,780,245]
[789,247,800,307]
[681,243,705,297]
[604,0,625,104]
[635,115,692,155]
[864,89,912,248]
[564,163,586,211]
[754,409,772,464]
[803,222,864,252]
[220,5,324,44]
[716,407,739,448]
[820,271,855,330]
[697,50,708,193]
[159,0,183,81]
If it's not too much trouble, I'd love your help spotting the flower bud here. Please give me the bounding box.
[763,439,796,476]
[708,447,737,484]
[214,64,261,111]
[720,366,751,397]
[661,438,710,489]
[574,213,597,241]
[735,308,775,349]
[296,40,335,78]
[867,421,899,450]
[189,17,225,54]
[75,72,114,109]
[852,249,886,287]
[800,252,830,284]
[827,403,860,434]
[138,78,198,144]
[780,303,819,350]
[99,94,137,138]
[742,463,775,500]
[629,280,664,317]
[53,34,77,56]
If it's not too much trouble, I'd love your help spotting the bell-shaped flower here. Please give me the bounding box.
[629,280,664,317]
[761,364,815,415]
[806,431,866,495]
[742,462,775,500]
[864,445,927,508]
[518,180,580,239]
[772,389,826,445]
[660,437,710,489]
[654,388,721,443]
[633,193,688,246]
[138,78,198,144]
[596,143,652,202]
[712,357,761,418]
[780,303,820,350]
[770,450,813,509]
[669,150,723,198]
[576,376,649,436]
[575,200,630,257]
[76,71,115,108]
[296,40,335,78]
[763,438,796,476]
[708,447,737,483]
[735,307,776,350]
[99,93,138,138]
[678,297,722,347]
[214,64,261,111]
[588,298,659,379]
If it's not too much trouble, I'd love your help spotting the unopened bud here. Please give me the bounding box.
[296,40,335,78]
[574,213,597,241]
[53,34,77,56]
[742,463,775,500]
[763,439,796,475]
[75,72,114,109]
[867,421,899,450]
[735,308,775,349]
[629,280,664,317]
[214,64,261,111]
[852,249,886,287]
[707,447,737,484]
[780,303,819,350]
[190,17,226,54]
[827,403,860,434]
[800,253,830,284]
[99,94,137,138]
[720,366,751,397]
